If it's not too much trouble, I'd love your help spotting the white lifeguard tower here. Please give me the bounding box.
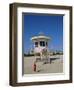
[31,33,51,63]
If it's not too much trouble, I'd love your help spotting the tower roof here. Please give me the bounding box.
[31,33,51,41]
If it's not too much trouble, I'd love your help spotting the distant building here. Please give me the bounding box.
[29,49,34,54]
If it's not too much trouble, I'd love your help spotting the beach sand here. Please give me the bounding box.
[23,55,63,74]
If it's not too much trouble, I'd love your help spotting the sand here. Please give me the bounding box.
[23,55,63,74]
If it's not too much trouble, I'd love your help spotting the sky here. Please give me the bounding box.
[23,13,63,54]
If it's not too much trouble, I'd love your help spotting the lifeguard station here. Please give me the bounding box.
[31,33,51,64]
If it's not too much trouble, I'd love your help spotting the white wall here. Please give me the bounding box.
[0,0,74,90]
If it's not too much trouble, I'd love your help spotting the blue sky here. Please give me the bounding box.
[23,13,63,53]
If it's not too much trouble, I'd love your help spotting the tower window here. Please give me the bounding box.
[46,42,48,46]
[35,42,38,47]
[40,41,45,46]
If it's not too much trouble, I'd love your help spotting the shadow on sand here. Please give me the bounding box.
[50,57,59,63]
